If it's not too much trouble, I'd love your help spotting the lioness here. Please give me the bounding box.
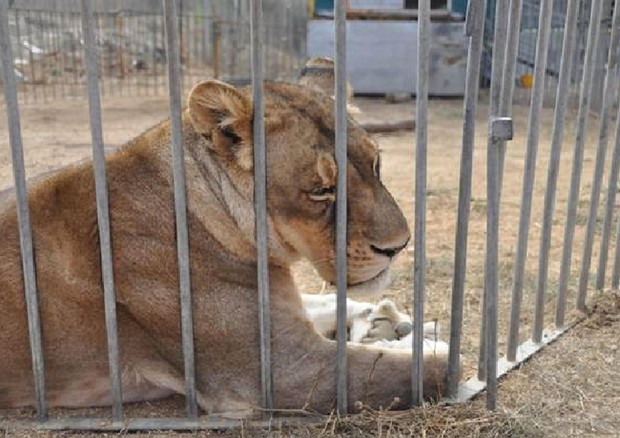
[0,77,451,417]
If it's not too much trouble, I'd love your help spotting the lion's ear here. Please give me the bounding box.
[298,56,355,104]
[298,57,336,96]
[188,80,253,170]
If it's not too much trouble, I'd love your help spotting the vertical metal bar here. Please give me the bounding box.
[0,0,46,421]
[80,0,124,422]
[447,0,486,399]
[506,0,553,362]
[498,0,523,190]
[612,179,620,288]
[14,8,22,104]
[57,12,66,101]
[485,126,503,411]
[412,0,429,407]
[117,14,124,98]
[482,0,512,410]
[264,12,272,79]
[250,0,273,413]
[178,11,185,94]
[107,13,115,98]
[74,12,82,98]
[96,14,105,99]
[54,12,61,101]
[231,0,240,77]
[578,1,620,307]
[151,14,157,96]
[333,0,348,414]
[478,0,510,383]
[44,12,56,102]
[186,14,192,90]
[552,0,604,333]
[598,87,620,289]
[606,101,620,289]
[25,10,37,104]
[37,11,47,103]
[202,0,210,65]
[212,20,220,79]
[58,12,68,102]
[162,0,198,418]
[534,0,581,340]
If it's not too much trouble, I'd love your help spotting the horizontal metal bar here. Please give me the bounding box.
[2,416,320,432]
[454,319,581,404]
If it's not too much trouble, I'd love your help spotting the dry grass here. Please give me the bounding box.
[1,94,620,437]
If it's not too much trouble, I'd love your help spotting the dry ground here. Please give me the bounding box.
[0,93,619,437]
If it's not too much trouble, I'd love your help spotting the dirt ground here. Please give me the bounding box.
[1,93,619,437]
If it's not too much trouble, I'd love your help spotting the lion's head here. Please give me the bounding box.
[186,79,410,297]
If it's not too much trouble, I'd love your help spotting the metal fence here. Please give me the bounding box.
[483,0,617,111]
[0,0,307,104]
[1,0,620,431]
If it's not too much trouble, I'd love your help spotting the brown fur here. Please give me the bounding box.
[0,79,453,417]
[299,56,354,100]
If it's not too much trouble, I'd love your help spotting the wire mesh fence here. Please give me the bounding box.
[483,0,617,111]
[0,0,307,104]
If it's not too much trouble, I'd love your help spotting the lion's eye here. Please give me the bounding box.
[308,186,336,201]
[373,155,381,178]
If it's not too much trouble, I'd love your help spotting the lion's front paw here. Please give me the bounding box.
[361,318,399,343]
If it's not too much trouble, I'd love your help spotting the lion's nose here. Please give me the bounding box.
[370,238,410,259]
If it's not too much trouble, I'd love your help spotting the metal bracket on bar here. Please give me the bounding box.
[489,117,514,142]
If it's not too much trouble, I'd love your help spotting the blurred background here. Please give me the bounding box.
[0,0,616,111]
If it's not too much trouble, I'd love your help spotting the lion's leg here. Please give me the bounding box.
[273,334,448,413]
[271,296,450,413]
